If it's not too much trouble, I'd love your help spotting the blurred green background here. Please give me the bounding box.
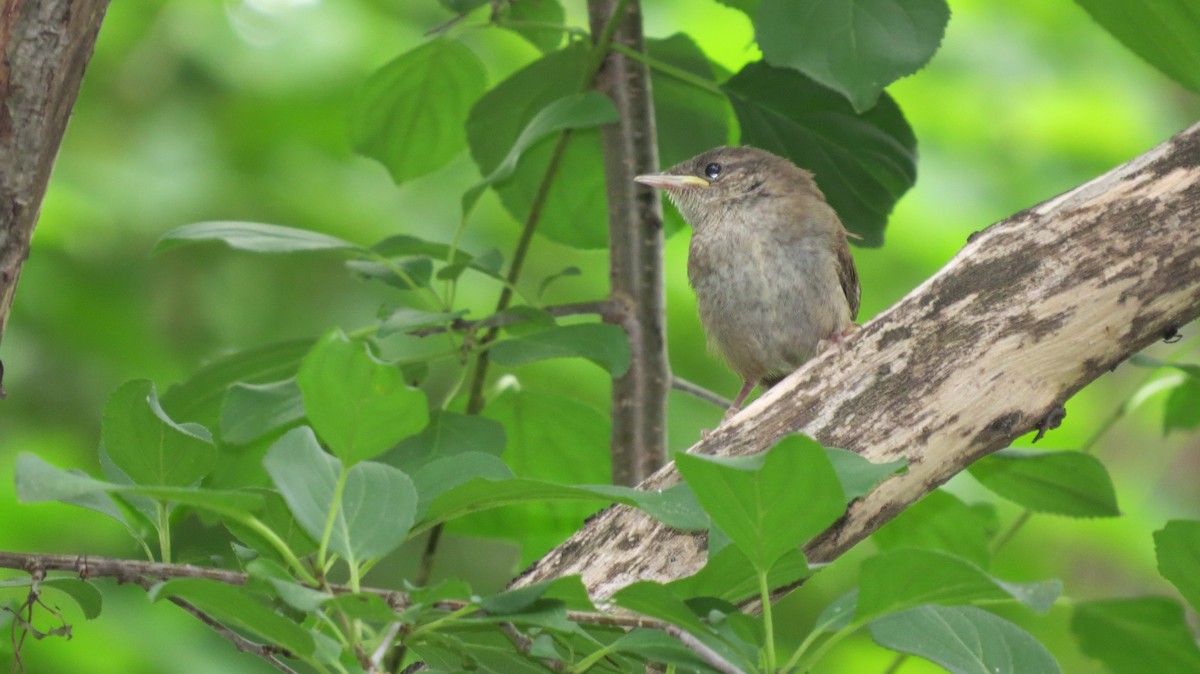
[2,0,1198,671]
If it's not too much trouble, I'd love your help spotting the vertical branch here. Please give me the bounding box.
[586,0,668,485]
[0,0,110,397]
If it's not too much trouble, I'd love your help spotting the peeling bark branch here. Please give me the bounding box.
[588,0,669,486]
[516,122,1200,598]
[0,0,110,394]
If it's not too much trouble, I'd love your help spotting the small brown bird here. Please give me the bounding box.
[635,146,860,419]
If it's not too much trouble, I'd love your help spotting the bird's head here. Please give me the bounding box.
[634,146,825,229]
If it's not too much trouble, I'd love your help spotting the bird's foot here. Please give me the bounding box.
[819,323,861,352]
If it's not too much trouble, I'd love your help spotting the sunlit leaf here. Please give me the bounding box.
[348,37,487,184]
[297,330,428,464]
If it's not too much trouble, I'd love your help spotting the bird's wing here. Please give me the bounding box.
[837,238,861,321]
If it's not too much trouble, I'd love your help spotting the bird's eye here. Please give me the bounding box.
[704,163,722,180]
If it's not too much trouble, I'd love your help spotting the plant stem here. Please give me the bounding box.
[157,503,172,563]
[759,571,777,671]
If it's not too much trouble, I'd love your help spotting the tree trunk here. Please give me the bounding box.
[588,0,669,486]
[0,0,110,397]
[516,121,1200,598]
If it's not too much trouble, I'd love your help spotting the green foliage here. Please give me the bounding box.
[1071,597,1200,674]
[869,605,1060,674]
[348,37,488,185]
[756,0,950,113]
[1074,0,1200,94]
[5,0,1200,672]
[968,448,1120,517]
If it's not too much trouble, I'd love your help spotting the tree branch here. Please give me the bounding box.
[0,0,110,396]
[588,0,669,486]
[514,121,1200,597]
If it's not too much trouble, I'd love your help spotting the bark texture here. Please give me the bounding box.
[0,0,110,395]
[517,121,1200,598]
[588,0,669,486]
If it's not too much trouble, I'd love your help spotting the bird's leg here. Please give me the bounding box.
[722,380,757,422]
[819,322,862,352]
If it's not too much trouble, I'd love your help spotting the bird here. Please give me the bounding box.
[634,146,860,420]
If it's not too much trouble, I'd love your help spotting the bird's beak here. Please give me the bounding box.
[633,174,709,191]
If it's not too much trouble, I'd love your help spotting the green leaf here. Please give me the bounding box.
[324,593,398,622]
[348,37,487,184]
[377,307,469,339]
[489,323,631,375]
[15,454,262,522]
[857,549,1060,621]
[418,474,704,533]
[388,411,507,473]
[648,34,735,169]
[150,578,314,658]
[121,486,264,517]
[537,266,581,299]
[345,257,434,290]
[155,221,359,254]
[870,605,1060,674]
[435,248,504,282]
[872,490,997,568]
[160,339,312,429]
[1155,520,1200,614]
[675,435,845,572]
[756,0,950,112]
[612,582,753,670]
[646,33,736,240]
[498,0,566,53]
[969,449,1120,518]
[466,44,611,249]
[1071,597,1200,674]
[466,389,610,563]
[608,629,714,670]
[1164,376,1200,433]
[669,546,811,603]
[263,427,417,563]
[825,446,906,502]
[102,380,215,487]
[723,60,917,246]
[462,92,618,216]
[297,330,428,464]
[1074,0,1200,95]
[43,579,104,620]
[225,491,318,561]
[220,380,304,445]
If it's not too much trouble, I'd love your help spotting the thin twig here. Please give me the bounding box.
[465,131,576,414]
[662,624,748,674]
[671,376,733,409]
[409,300,613,338]
[499,622,566,671]
[128,576,296,673]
